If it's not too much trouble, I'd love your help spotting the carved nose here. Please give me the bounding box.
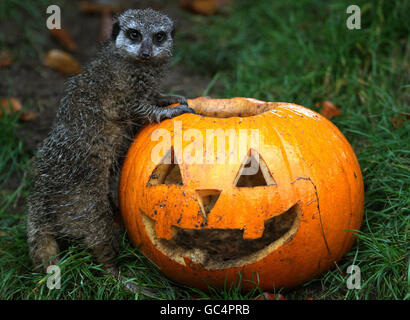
[195,189,222,221]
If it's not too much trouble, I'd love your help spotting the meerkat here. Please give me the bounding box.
[26,9,194,291]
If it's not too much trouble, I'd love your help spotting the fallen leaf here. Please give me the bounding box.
[0,97,22,116]
[392,117,403,128]
[0,97,36,121]
[180,0,218,15]
[318,100,341,119]
[180,0,232,15]
[43,49,81,75]
[0,50,12,68]
[50,28,77,51]
[255,292,287,300]
[19,110,37,121]
[392,114,409,128]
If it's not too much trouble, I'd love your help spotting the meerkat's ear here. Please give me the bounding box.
[171,26,176,39]
[112,19,120,41]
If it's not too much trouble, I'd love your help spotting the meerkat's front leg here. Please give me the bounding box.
[155,93,188,107]
[149,104,195,123]
[134,103,195,123]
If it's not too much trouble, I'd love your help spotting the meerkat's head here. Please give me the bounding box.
[111,9,175,64]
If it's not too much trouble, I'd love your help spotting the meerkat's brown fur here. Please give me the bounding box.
[26,9,193,286]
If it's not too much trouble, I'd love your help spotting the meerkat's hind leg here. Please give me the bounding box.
[80,207,156,297]
[85,228,156,297]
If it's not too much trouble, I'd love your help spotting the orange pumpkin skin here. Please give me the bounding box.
[119,97,364,291]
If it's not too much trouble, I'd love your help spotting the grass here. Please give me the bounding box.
[0,0,409,299]
[176,0,409,300]
[0,0,52,61]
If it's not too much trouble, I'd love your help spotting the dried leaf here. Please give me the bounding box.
[255,292,287,300]
[180,0,218,15]
[392,117,403,128]
[50,28,77,51]
[0,50,12,68]
[0,97,22,116]
[180,0,232,15]
[43,49,81,75]
[392,114,409,128]
[19,110,37,121]
[319,100,341,119]
[0,97,36,121]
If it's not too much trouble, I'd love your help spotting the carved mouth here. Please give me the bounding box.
[141,203,301,270]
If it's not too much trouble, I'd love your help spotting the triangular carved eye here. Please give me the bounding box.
[147,148,183,186]
[196,189,222,221]
[234,150,276,187]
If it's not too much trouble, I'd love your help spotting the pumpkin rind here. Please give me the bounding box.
[119,97,364,290]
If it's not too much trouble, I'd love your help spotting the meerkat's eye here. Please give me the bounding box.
[127,29,142,42]
[153,31,167,44]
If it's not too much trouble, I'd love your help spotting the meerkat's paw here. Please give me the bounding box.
[165,105,196,119]
[151,105,196,123]
[172,95,188,106]
[175,105,196,114]
[157,94,188,107]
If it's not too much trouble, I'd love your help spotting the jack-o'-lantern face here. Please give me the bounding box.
[141,147,313,271]
[119,97,364,290]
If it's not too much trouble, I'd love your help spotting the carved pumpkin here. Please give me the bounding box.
[119,97,364,290]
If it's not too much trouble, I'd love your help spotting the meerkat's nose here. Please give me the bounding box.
[140,52,151,60]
